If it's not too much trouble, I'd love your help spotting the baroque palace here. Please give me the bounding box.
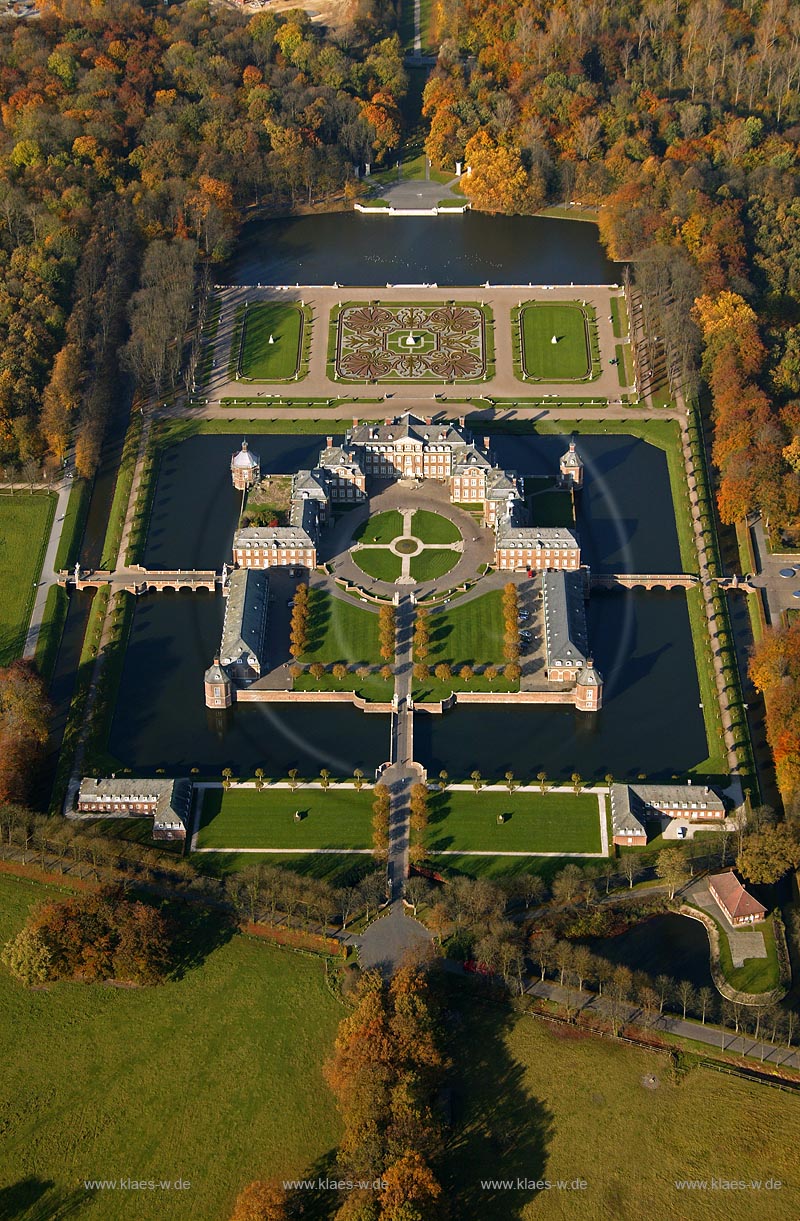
[204,415,603,713]
[229,413,582,572]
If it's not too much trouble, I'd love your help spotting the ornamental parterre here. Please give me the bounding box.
[335,303,487,382]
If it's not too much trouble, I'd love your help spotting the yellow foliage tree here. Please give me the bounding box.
[461,131,543,215]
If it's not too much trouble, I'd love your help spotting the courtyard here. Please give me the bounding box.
[351,508,463,583]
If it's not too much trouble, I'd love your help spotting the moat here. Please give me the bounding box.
[107,427,705,780]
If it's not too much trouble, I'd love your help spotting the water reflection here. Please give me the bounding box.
[225,213,619,287]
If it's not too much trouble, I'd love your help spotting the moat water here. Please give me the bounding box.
[110,426,704,779]
[143,432,682,575]
[225,213,619,286]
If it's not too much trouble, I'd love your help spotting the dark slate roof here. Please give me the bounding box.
[541,569,587,668]
[220,568,268,668]
[348,413,469,448]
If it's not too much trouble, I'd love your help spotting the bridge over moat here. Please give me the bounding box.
[590,572,700,591]
[58,567,220,595]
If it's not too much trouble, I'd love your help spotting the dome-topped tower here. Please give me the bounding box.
[575,657,603,711]
[559,439,584,489]
[231,439,260,491]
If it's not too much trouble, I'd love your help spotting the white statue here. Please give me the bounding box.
[74,562,80,582]
[222,562,229,584]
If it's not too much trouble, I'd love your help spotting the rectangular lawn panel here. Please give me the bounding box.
[411,509,461,544]
[425,790,601,854]
[428,590,506,669]
[0,873,342,1221]
[519,302,591,380]
[238,303,303,380]
[301,588,382,665]
[0,492,55,665]
[197,786,374,849]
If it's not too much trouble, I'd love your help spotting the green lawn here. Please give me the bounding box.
[353,510,403,544]
[192,850,374,884]
[294,668,393,703]
[409,548,459,581]
[702,906,781,994]
[443,978,800,1220]
[519,303,592,380]
[685,585,728,778]
[238,303,304,380]
[411,509,461,544]
[610,294,628,338]
[0,492,56,665]
[0,873,342,1221]
[425,790,602,855]
[415,591,517,700]
[197,786,374,850]
[352,548,403,581]
[428,590,506,669]
[301,588,381,665]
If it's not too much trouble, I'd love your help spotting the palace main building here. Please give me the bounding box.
[229,413,583,572]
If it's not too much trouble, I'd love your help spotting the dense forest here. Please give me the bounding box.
[424,0,800,532]
[0,0,405,473]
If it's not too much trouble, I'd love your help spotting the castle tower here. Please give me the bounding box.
[559,440,584,489]
[575,657,602,712]
[204,657,232,709]
[231,440,260,491]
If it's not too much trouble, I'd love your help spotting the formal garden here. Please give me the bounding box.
[330,301,493,382]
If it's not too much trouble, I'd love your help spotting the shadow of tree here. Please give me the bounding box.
[440,978,554,1219]
[165,902,236,981]
[0,1179,87,1221]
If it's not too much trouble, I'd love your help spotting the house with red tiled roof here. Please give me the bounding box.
[708,870,767,927]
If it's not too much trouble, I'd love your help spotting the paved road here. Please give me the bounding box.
[355,900,434,976]
[22,477,73,661]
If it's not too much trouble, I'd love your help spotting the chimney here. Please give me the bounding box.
[425,416,432,425]
[326,436,333,449]
[586,657,594,668]
[385,418,392,425]
[352,416,359,428]
[483,436,490,450]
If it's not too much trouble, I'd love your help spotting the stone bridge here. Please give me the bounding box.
[590,572,700,591]
[58,567,219,595]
